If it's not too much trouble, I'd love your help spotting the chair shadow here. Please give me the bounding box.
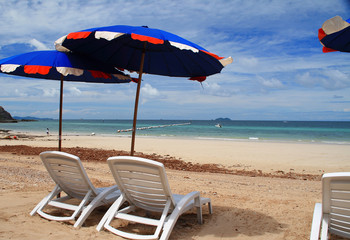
[43,202,285,239]
[171,205,286,239]
[80,204,285,239]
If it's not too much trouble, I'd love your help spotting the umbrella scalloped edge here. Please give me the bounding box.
[220,56,233,67]
[169,41,199,53]
[57,67,84,76]
[321,15,350,35]
[0,64,20,73]
[1,63,133,80]
[95,31,124,41]
[55,30,226,60]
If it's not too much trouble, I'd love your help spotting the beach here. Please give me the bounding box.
[2,133,350,175]
[1,133,349,239]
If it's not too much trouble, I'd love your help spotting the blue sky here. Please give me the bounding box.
[1,0,350,121]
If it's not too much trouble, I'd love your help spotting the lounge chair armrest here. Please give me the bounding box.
[160,191,201,240]
[175,191,201,213]
[310,203,322,240]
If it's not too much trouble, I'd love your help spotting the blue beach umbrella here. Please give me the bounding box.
[0,50,132,150]
[55,25,233,155]
[319,15,350,53]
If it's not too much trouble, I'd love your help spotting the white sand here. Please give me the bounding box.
[0,152,320,240]
[3,134,350,174]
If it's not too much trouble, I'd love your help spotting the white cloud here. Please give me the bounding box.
[322,69,350,90]
[140,83,166,104]
[296,70,350,90]
[67,86,82,96]
[201,82,236,97]
[296,72,318,88]
[238,57,259,68]
[42,88,59,97]
[29,39,49,50]
[14,89,28,97]
[141,83,160,97]
[258,77,284,89]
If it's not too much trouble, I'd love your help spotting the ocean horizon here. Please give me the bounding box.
[1,119,350,145]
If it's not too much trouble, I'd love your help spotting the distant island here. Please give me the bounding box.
[215,118,232,121]
[0,106,53,123]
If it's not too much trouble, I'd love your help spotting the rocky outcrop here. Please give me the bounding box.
[0,106,17,122]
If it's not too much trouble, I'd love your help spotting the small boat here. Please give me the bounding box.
[215,124,222,128]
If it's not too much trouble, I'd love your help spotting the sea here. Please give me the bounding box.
[1,119,350,145]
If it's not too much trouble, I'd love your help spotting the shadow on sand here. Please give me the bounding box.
[47,204,285,239]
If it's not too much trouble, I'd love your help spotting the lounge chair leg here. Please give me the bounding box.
[96,195,126,231]
[30,185,61,216]
[208,201,213,214]
[195,197,203,224]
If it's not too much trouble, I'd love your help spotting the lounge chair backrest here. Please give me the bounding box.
[107,156,175,212]
[40,151,98,199]
[322,172,350,238]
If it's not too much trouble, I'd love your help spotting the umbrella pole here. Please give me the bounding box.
[131,42,147,156]
[58,75,63,151]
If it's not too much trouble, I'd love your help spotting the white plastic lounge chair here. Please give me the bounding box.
[97,156,212,240]
[310,172,350,240]
[30,151,121,228]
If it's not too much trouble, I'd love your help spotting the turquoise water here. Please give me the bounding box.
[1,120,350,144]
